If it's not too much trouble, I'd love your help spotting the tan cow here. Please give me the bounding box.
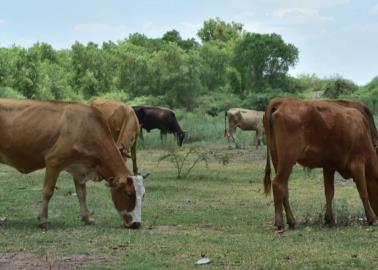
[89,99,140,174]
[264,98,378,232]
[224,108,265,149]
[0,99,145,229]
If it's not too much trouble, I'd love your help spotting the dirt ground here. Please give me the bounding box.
[0,252,109,270]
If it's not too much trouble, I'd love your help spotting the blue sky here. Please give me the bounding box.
[1,0,377,85]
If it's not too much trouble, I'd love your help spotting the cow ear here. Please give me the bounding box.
[105,177,116,188]
[105,177,126,188]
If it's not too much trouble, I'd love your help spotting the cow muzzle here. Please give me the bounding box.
[126,222,141,229]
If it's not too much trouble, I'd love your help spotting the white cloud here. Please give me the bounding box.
[273,8,333,24]
[73,23,128,35]
[228,0,350,9]
[373,4,378,14]
[276,0,350,9]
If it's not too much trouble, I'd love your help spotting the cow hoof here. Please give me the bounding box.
[84,219,96,225]
[370,220,378,226]
[81,217,96,225]
[38,222,49,230]
[324,218,335,227]
[275,224,285,233]
[288,223,296,229]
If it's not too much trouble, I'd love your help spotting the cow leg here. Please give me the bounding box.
[139,128,144,141]
[38,167,60,229]
[74,179,95,225]
[365,161,378,216]
[283,186,296,229]
[255,129,263,150]
[160,131,167,145]
[131,140,138,174]
[352,164,378,225]
[323,167,335,226]
[272,163,293,231]
[230,130,240,149]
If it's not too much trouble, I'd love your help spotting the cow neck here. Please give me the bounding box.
[99,140,131,181]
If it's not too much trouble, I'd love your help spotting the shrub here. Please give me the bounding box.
[0,87,25,99]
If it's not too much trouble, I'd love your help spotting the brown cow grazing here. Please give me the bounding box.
[264,97,378,232]
[0,99,145,229]
[89,99,140,174]
[224,108,265,149]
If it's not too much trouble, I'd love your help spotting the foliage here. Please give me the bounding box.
[197,17,243,43]
[0,87,25,99]
[158,146,209,179]
[232,33,299,93]
[322,77,358,99]
[0,17,377,110]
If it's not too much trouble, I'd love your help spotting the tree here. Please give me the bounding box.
[232,33,298,93]
[71,42,115,98]
[198,41,231,91]
[323,78,358,99]
[116,43,151,97]
[162,30,199,51]
[197,18,243,43]
[149,43,203,110]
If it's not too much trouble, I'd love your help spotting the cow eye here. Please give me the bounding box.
[127,192,132,198]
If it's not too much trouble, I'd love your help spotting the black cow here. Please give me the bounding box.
[132,105,187,146]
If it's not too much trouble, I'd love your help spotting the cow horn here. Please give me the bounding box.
[135,171,150,179]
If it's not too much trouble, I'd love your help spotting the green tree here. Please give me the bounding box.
[323,77,358,99]
[149,43,203,110]
[162,30,199,51]
[116,43,151,97]
[232,33,299,93]
[198,41,231,91]
[197,18,243,43]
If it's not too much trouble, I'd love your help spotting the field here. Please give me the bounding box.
[1,115,378,269]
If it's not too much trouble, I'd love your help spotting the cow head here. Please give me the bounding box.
[176,130,188,147]
[108,174,146,229]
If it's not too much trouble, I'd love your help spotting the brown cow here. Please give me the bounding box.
[264,97,378,232]
[89,99,140,174]
[224,108,264,149]
[0,99,145,229]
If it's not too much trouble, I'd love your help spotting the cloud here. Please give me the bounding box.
[228,0,350,9]
[273,8,333,24]
[73,23,128,35]
[276,0,350,9]
[373,4,378,14]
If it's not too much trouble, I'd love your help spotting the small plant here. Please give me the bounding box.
[158,146,209,179]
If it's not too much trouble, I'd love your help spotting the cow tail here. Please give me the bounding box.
[264,104,275,195]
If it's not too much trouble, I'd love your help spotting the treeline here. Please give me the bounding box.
[1,18,378,113]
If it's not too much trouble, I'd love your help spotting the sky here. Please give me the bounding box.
[0,0,377,85]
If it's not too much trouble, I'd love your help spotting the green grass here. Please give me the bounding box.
[1,143,378,269]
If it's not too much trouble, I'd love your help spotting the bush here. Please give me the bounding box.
[322,78,358,99]
[0,87,25,99]
[242,90,294,111]
[97,91,129,102]
[196,91,243,116]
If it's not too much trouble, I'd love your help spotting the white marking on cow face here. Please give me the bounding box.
[118,175,145,228]
[128,175,145,223]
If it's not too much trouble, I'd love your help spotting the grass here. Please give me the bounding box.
[1,142,378,269]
